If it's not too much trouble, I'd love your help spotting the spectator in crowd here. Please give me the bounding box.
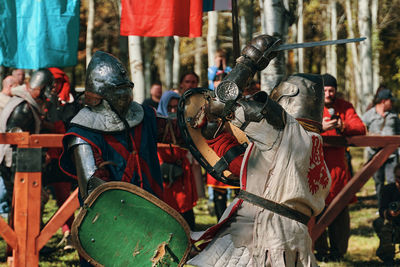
[156,90,198,229]
[362,88,400,208]
[0,69,54,221]
[11,69,25,86]
[373,163,400,264]
[0,76,16,113]
[207,48,232,90]
[315,73,366,262]
[0,75,17,218]
[142,82,162,109]
[179,71,199,95]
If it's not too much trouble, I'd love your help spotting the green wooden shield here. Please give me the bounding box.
[71,182,191,267]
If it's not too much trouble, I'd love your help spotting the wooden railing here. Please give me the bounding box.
[0,133,399,265]
[0,133,79,267]
[310,135,400,242]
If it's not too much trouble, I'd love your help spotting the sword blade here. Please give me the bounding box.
[273,37,366,51]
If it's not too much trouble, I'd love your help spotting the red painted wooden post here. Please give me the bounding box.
[0,134,80,267]
[0,213,17,250]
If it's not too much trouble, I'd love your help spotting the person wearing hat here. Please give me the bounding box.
[362,87,400,208]
[314,73,366,262]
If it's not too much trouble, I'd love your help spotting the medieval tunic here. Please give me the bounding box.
[188,107,330,267]
[60,102,164,199]
[158,146,198,214]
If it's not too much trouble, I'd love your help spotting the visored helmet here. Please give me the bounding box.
[29,69,54,98]
[85,51,134,117]
[270,73,324,125]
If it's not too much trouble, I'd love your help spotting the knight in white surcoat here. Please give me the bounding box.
[187,35,331,267]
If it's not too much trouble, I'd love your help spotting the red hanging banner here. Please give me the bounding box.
[120,0,203,37]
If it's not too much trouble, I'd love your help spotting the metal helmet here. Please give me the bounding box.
[29,69,54,98]
[85,51,134,117]
[270,73,324,125]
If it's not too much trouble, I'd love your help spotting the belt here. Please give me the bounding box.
[237,190,310,225]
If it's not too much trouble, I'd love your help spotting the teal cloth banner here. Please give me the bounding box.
[0,0,80,69]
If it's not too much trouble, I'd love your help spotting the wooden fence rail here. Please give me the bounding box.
[311,135,400,242]
[0,133,399,265]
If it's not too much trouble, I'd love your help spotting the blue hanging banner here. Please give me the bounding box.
[0,0,80,69]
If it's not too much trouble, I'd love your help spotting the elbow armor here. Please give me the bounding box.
[67,136,98,200]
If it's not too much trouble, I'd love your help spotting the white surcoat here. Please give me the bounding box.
[188,107,331,267]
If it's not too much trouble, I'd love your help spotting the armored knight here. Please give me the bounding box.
[185,35,331,266]
[59,51,192,267]
[59,51,181,202]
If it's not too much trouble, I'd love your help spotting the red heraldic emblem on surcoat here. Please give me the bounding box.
[307,135,329,194]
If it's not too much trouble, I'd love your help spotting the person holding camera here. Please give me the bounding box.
[207,48,232,90]
[314,73,366,262]
[373,163,400,264]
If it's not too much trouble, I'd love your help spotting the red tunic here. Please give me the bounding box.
[158,146,198,213]
[205,132,243,189]
[321,98,366,204]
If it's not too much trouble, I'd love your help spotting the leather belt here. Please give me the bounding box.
[237,190,310,225]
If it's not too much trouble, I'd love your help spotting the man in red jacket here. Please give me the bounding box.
[314,73,366,262]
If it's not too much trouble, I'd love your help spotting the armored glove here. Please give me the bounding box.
[215,35,281,105]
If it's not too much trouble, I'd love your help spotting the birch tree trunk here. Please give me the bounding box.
[259,0,290,93]
[143,37,152,96]
[194,37,203,85]
[297,0,304,73]
[371,0,380,92]
[329,0,337,78]
[207,12,219,70]
[165,36,174,90]
[128,36,145,103]
[345,0,362,111]
[86,0,95,67]
[240,16,248,49]
[358,0,373,111]
[173,36,180,88]
[325,6,331,75]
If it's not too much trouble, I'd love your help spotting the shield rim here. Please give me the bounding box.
[71,181,191,267]
[177,87,247,186]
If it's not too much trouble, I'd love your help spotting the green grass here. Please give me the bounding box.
[0,147,394,266]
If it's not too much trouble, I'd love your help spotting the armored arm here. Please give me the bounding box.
[67,136,104,200]
[202,35,285,133]
[214,35,280,106]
